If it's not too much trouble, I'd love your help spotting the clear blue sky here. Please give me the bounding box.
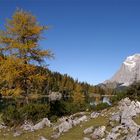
[1,0,140,85]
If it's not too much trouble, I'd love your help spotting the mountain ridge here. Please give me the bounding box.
[105,53,140,87]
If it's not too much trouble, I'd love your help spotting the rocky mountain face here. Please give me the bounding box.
[106,54,140,86]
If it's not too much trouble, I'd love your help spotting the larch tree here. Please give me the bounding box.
[0,9,52,100]
[72,84,85,105]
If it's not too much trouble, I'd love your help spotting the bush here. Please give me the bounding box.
[126,82,140,100]
[49,100,89,117]
[2,105,21,126]
[110,91,127,104]
[94,102,110,111]
[20,103,50,123]
[63,102,91,114]
[2,103,50,126]
[49,115,58,123]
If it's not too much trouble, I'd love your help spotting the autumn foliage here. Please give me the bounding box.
[0,9,52,97]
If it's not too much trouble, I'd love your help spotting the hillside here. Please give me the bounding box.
[0,5,140,140]
[1,98,140,140]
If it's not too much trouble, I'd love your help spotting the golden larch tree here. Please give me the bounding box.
[72,84,85,105]
[0,9,52,99]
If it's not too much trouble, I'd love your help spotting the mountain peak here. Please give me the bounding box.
[106,53,140,86]
[123,54,140,71]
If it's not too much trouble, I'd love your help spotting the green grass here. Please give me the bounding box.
[58,116,109,140]
[0,106,119,140]
[0,127,53,140]
[0,116,109,140]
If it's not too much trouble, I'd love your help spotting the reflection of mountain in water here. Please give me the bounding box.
[103,97,111,105]
[90,96,111,106]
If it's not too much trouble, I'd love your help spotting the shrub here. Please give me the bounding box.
[20,103,50,123]
[94,102,110,111]
[2,103,50,126]
[49,115,58,123]
[2,105,21,126]
[49,100,89,117]
[110,91,127,104]
[126,82,140,100]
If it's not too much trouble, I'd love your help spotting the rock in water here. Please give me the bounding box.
[48,92,62,101]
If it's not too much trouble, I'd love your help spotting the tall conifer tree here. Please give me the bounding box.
[0,9,52,99]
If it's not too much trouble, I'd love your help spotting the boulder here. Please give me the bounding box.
[38,136,48,140]
[21,118,51,131]
[51,132,61,139]
[78,115,88,122]
[13,131,22,137]
[70,112,87,118]
[91,112,100,119]
[20,121,34,131]
[48,92,62,101]
[72,119,80,126]
[91,126,106,139]
[83,137,91,140]
[53,115,88,138]
[57,119,73,133]
[73,115,88,126]
[109,121,115,127]
[83,126,94,134]
[0,123,7,129]
[33,118,51,130]
[110,112,121,122]
[106,98,140,140]
[59,116,68,123]
[106,132,120,140]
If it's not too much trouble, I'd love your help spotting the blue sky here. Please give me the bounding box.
[1,0,140,85]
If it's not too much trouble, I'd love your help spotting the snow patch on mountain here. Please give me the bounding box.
[123,54,140,71]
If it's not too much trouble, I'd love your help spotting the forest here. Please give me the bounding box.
[0,9,138,127]
[0,9,109,126]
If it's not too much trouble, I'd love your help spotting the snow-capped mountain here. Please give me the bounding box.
[106,54,140,86]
